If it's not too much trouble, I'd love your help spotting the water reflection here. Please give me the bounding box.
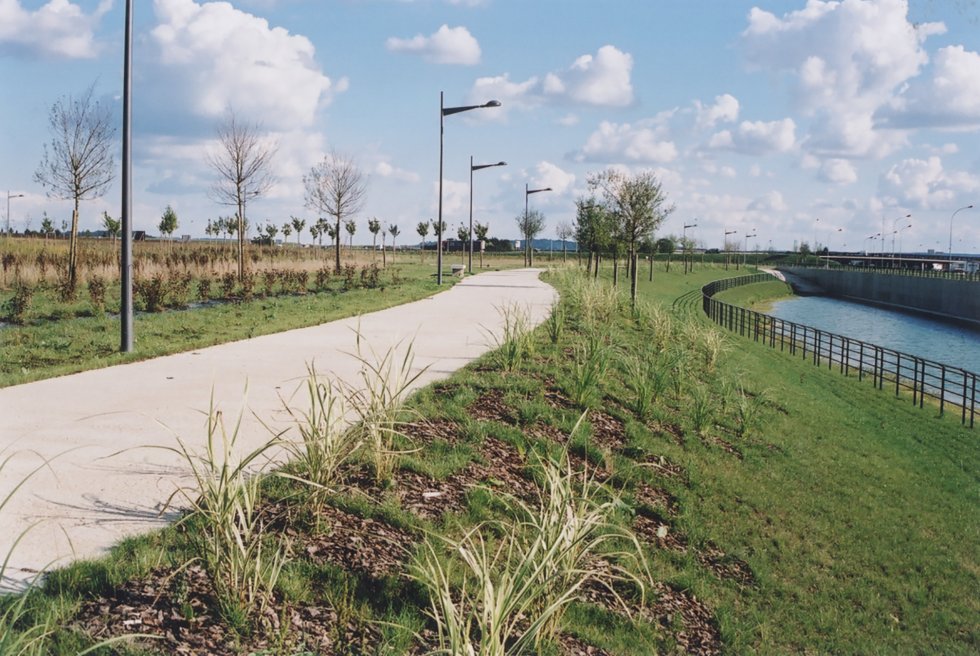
[767,295,980,373]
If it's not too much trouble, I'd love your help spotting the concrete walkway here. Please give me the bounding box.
[0,268,556,588]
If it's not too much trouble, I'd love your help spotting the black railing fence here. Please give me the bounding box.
[702,274,978,427]
[802,262,980,282]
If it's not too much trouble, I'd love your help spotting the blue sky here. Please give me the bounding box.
[1,0,979,253]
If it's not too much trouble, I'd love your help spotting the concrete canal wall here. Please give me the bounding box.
[778,267,980,326]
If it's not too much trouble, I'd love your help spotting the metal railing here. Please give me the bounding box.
[702,274,978,427]
[802,262,980,282]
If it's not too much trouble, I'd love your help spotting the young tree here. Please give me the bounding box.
[516,208,546,267]
[474,221,489,268]
[416,220,430,261]
[587,169,674,304]
[304,152,367,273]
[574,197,613,278]
[102,211,121,245]
[388,223,400,265]
[368,217,381,256]
[457,223,469,263]
[266,223,280,244]
[326,222,339,248]
[309,224,320,252]
[34,84,115,293]
[40,213,54,240]
[344,219,357,251]
[281,223,291,243]
[159,205,179,243]
[555,220,574,262]
[290,216,305,246]
[207,110,278,279]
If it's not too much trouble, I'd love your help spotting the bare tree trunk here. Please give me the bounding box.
[237,202,245,280]
[613,254,619,286]
[630,253,638,307]
[649,251,654,282]
[68,199,80,291]
[334,217,341,273]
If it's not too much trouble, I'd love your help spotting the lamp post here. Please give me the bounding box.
[682,222,697,274]
[5,192,24,235]
[949,204,975,264]
[119,0,134,352]
[897,223,912,269]
[743,231,757,268]
[438,92,501,285]
[469,157,506,274]
[524,184,551,267]
[724,229,737,270]
[826,227,841,268]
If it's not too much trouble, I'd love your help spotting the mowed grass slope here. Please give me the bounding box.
[0,262,976,654]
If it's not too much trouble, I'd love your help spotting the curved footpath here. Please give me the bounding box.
[0,268,556,588]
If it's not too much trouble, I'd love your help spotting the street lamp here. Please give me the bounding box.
[724,229,737,270]
[949,204,975,264]
[743,231,757,268]
[120,0,134,352]
[437,92,501,285]
[5,191,24,235]
[897,223,912,268]
[469,157,506,274]
[682,222,697,274]
[524,184,551,267]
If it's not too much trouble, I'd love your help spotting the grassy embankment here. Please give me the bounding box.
[1,262,977,654]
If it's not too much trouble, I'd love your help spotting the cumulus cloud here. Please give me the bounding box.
[468,45,634,111]
[747,190,788,212]
[144,0,342,133]
[375,161,420,183]
[0,0,111,59]
[577,119,678,164]
[695,94,739,129]
[877,156,979,209]
[818,158,857,184]
[530,161,576,196]
[883,45,980,129]
[741,0,943,158]
[709,118,796,155]
[386,24,481,65]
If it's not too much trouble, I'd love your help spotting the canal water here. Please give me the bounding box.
[766,295,980,373]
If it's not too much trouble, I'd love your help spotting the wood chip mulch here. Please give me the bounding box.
[634,483,680,517]
[705,434,743,459]
[402,417,463,445]
[587,410,629,450]
[557,632,615,655]
[477,436,539,501]
[652,420,686,446]
[526,420,570,445]
[650,582,722,656]
[544,386,577,410]
[633,513,689,553]
[303,504,415,579]
[640,453,688,482]
[468,389,518,424]
[696,543,755,586]
[73,565,381,656]
[393,467,479,519]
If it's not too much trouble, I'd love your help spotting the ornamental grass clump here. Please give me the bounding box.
[485,303,534,372]
[343,334,425,485]
[622,351,670,421]
[282,365,360,509]
[412,446,648,655]
[163,399,287,632]
[570,329,611,408]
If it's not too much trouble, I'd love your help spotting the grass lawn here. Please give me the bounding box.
[2,262,976,654]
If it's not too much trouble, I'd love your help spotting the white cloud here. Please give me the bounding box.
[877,156,979,209]
[578,119,678,163]
[695,93,739,128]
[386,24,481,65]
[747,190,788,212]
[557,113,579,126]
[818,158,858,184]
[468,45,634,110]
[146,0,341,132]
[709,118,796,155]
[0,0,111,59]
[884,45,980,129]
[375,161,420,183]
[741,0,943,158]
[530,161,575,196]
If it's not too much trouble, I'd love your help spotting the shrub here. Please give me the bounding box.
[261,269,279,297]
[294,270,309,294]
[166,272,193,309]
[135,275,166,312]
[360,263,380,289]
[197,275,212,302]
[342,264,357,291]
[87,275,107,314]
[239,271,255,301]
[3,282,34,324]
[314,266,331,292]
[219,272,237,299]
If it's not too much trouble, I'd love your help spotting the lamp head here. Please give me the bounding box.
[483,100,502,108]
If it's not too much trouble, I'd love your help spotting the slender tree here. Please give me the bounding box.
[516,209,546,267]
[574,196,613,278]
[159,205,179,244]
[556,220,574,262]
[102,211,121,246]
[344,219,357,252]
[207,110,278,280]
[304,152,366,273]
[281,223,291,243]
[290,216,305,246]
[368,217,381,257]
[474,221,489,268]
[416,220,430,261]
[388,223,400,265]
[34,84,115,293]
[40,214,54,241]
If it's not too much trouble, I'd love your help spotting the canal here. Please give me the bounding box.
[766,295,980,373]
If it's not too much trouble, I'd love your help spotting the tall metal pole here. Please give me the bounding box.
[949,205,974,263]
[120,0,134,352]
[437,92,444,285]
[468,155,474,274]
[6,192,23,235]
[524,183,529,267]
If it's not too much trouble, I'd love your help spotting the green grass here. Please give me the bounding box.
[712,279,795,311]
[2,260,977,654]
[0,263,452,387]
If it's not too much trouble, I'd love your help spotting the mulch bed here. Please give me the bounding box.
[402,417,464,445]
[587,410,629,450]
[696,543,755,586]
[634,483,680,517]
[704,434,743,459]
[526,420,571,445]
[304,504,415,579]
[651,420,686,446]
[393,467,480,519]
[544,386,577,410]
[633,513,689,553]
[650,582,722,656]
[640,453,688,482]
[468,389,518,424]
[73,565,381,656]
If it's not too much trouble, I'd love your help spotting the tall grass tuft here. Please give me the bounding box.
[412,447,647,654]
[694,325,728,372]
[545,300,565,344]
[343,334,425,485]
[690,383,715,436]
[163,398,287,632]
[282,365,360,507]
[570,330,611,408]
[486,303,535,372]
[732,384,766,439]
[622,352,669,421]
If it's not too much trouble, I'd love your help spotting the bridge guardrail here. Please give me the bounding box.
[702,273,977,428]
